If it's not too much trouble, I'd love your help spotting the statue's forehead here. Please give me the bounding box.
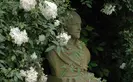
[71,15,81,23]
[68,11,81,24]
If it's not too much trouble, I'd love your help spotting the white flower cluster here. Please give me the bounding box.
[20,67,38,82]
[40,73,48,82]
[20,0,37,11]
[20,0,58,20]
[120,63,126,69]
[9,27,29,46]
[36,34,46,45]
[39,1,58,20]
[39,34,46,42]
[54,20,60,26]
[31,52,37,59]
[87,73,102,82]
[102,79,107,82]
[56,32,71,46]
[101,3,116,15]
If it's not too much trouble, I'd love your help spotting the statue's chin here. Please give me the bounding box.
[70,34,80,39]
[76,35,80,39]
[72,36,80,39]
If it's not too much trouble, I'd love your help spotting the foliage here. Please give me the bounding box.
[80,25,108,79]
[80,0,93,8]
[121,0,133,12]
[2,0,133,81]
[103,0,133,12]
[119,23,133,82]
[80,0,133,12]
[72,0,133,81]
[0,0,70,82]
[81,25,104,55]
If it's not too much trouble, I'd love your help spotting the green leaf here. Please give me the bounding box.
[45,45,55,52]
[102,69,110,77]
[0,63,4,68]
[0,45,5,49]
[86,25,94,31]
[82,30,89,36]
[88,66,92,70]
[81,38,89,45]
[61,65,67,69]
[61,47,65,53]
[0,10,6,17]
[81,0,92,8]
[0,34,6,42]
[29,40,34,48]
[86,4,92,8]
[0,60,5,64]
[15,50,24,54]
[48,23,55,29]
[70,65,74,72]
[0,60,5,68]
[56,46,61,55]
[0,50,5,55]
[80,0,84,2]
[52,41,59,45]
[74,52,81,59]
[90,62,98,67]
[77,68,81,74]
[61,69,67,77]
[16,72,23,80]
[11,55,16,61]
[49,29,55,35]
[96,47,104,51]
[14,76,18,82]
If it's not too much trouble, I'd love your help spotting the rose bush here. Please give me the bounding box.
[0,0,71,82]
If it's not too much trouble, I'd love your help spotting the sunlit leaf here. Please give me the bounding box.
[45,45,56,52]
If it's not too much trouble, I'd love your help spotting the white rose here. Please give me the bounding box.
[39,1,58,20]
[23,67,38,82]
[20,70,26,77]
[39,34,45,42]
[9,27,29,46]
[31,52,37,59]
[40,74,48,82]
[120,63,126,69]
[20,0,37,11]
[54,20,60,26]
[56,32,71,46]
[101,3,116,15]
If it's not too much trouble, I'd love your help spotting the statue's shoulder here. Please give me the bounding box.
[47,49,57,57]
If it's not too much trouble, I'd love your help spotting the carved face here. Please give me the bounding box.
[66,12,82,39]
[67,22,81,39]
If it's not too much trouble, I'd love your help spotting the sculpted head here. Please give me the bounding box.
[64,11,82,39]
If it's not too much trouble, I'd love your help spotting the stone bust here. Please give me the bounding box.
[46,11,102,82]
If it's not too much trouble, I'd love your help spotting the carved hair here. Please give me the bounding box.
[63,10,81,27]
